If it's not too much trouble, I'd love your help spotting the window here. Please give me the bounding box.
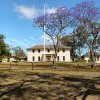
[63,56,65,61]
[33,49,35,53]
[97,57,99,61]
[58,49,59,52]
[63,49,65,52]
[33,56,35,61]
[57,56,59,61]
[7,58,10,62]
[38,49,40,53]
[48,49,50,52]
[38,56,40,61]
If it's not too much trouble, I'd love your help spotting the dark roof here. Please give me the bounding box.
[84,52,100,57]
[27,45,71,50]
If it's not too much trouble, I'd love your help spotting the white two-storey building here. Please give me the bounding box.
[27,45,71,62]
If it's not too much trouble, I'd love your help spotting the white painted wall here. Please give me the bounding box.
[84,57,89,63]
[27,48,71,62]
[84,56,100,63]
[2,58,16,62]
[96,57,100,63]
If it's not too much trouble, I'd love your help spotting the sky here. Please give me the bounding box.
[0,0,100,53]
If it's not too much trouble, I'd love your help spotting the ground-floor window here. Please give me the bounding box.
[33,56,35,61]
[97,57,99,61]
[63,56,65,61]
[7,58,10,62]
[57,56,59,61]
[38,56,40,61]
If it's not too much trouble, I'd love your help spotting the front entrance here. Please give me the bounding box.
[42,54,54,61]
[46,56,51,61]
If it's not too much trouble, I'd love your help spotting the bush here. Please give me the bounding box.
[74,59,85,62]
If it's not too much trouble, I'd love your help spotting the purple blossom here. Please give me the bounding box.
[34,7,72,35]
[34,14,49,27]
[56,7,71,19]
[72,1,100,21]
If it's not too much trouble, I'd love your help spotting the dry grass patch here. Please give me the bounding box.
[0,70,99,100]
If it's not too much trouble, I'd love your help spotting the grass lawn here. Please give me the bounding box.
[0,68,99,100]
[0,62,100,100]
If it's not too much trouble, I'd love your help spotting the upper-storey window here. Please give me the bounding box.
[38,49,40,53]
[63,49,65,52]
[48,49,50,52]
[33,49,35,53]
[58,49,59,52]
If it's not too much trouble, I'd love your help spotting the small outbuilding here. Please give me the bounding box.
[84,52,100,63]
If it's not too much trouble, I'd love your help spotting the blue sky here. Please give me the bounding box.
[0,0,100,53]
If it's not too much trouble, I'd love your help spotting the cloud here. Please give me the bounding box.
[44,4,57,14]
[14,4,57,20]
[46,7,57,14]
[29,36,37,41]
[6,38,35,50]
[15,5,38,20]
[7,39,28,47]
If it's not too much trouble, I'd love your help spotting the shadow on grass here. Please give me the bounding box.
[63,76,100,100]
[0,73,100,100]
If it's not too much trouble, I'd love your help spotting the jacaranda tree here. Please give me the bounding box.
[72,1,100,67]
[34,7,72,67]
[34,1,100,68]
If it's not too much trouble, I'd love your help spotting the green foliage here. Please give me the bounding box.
[12,46,26,61]
[61,29,85,60]
[61,35,77,60]
[74,59,85,62]
[0,34,11,59]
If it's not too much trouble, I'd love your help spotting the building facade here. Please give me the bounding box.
[27,45,71,62]
[84,52,100,63]
[2,57,16,62]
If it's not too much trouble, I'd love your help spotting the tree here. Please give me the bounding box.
[61,26,87,61]
[12,46,26,62]
[74,26,88,58]
[84,22,100,67]
[72,1,100,67]
[0,34,11,61]
[34,7,72,67]
[61,34,77,61]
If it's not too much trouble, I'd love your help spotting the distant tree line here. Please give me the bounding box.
[0,34,11,60]
[0,34,26,62]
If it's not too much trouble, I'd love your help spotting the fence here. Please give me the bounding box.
[0,62,100,71]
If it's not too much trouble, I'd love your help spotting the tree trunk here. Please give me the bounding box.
[52,46,57,68]
[92,50,96,68]
[52,56,56,68]
[90,48,96,68]
[52,35,59,69]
